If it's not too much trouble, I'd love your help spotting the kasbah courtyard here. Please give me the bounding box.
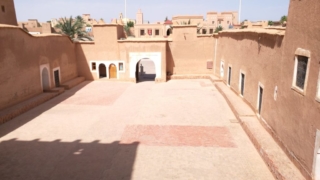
[0,0,320,179]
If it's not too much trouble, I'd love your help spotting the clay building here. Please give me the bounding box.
[0,0,320,179]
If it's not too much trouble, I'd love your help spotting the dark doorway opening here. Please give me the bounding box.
[109,64,117,79]
[135,59,156,83]
[99,64,107,78]
[258,86,263,114]
[228,67,232,86]
[54,70,60,87]
[241,73,245,96]
[167,29,172,36]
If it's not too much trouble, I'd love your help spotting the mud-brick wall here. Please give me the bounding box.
[0,27,78,110]
[167,26,215,75]
[216,27,320,178]
[76,25,124,80]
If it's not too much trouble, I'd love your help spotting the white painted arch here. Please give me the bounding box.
[39,64,51,91]
[129,52,162,79]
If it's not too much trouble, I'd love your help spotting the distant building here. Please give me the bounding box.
[18,19,53,34]
[172,11,238,34]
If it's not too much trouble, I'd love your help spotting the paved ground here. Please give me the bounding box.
[0,80,274,180]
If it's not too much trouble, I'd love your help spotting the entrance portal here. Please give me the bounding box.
[99,64,107,78]
[41,68,50,91]
[135,59,156,83]
[109,64,117,79]
[167,29,172,36]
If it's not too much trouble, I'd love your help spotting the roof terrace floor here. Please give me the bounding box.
[0,80,274,180]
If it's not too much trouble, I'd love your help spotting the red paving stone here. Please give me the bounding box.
[121,125,237,148]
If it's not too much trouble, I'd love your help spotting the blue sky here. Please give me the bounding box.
[14,0,290,23]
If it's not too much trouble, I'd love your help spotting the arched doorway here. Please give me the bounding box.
[135,59,156,83]
[99,64,106,78]
[41,68,50,91]
[109,64,117,79]
[167,28,172,36]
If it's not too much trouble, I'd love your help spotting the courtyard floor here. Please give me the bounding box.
[0,80,274,180]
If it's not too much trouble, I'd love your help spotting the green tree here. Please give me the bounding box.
[127,21,134,27]
[124,21,134,36]
[55,16,91,40]
[280,15,287,24]
[268,20,274,26]
[214,26,223,33]
[165,16,168,22]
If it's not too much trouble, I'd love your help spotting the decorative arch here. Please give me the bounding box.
[39,64,51,91]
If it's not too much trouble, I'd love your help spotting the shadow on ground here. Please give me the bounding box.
[0,81,93,138]
[0,139,139,180]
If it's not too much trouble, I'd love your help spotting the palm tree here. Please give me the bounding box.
[55,16,91,41]
[280,16,287,24]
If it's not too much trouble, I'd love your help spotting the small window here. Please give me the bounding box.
[119,63,124,71]
[1,6,5,13]
[92,62,96,71]
[209,29,214,34]
[140,29,145,36]
[147,29,152,35]
[227,21,229,24]
[155,29,160,36]
[212,21,215,24]
[293,56,309,91]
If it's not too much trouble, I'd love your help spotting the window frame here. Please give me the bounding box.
[91,62,97,71]
[292,55,310,95]
[119,62,124,72]
[155,29,160,36]
[140,29,145,36]
[239,70,246,97]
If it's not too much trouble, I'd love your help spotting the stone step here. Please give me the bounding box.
[44,87,65,93]
[167,74,222,83]
[214,82,305,180]
[0,92,61,125]
[60,77,85,90]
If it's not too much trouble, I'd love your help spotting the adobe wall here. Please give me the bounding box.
[76,24,167,82]
[277,0,320,178]
[0,26,78,110]
[215,25,320,178]
[167,25,215,75]
[0,0,17,26]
